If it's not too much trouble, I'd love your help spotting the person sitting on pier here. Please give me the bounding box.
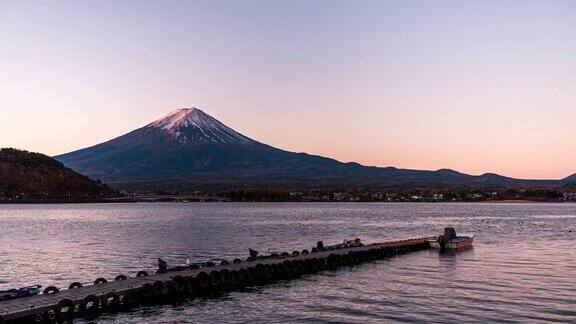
[157,258,168,274]
[248,248,259,261]
[315,241,324,252]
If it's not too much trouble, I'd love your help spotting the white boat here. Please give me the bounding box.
[429,235,474,250]
[429,227,474,251]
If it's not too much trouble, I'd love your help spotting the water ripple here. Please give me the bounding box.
[0,202,575,323]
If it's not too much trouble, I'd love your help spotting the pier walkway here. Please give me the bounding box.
[0,236,432,323]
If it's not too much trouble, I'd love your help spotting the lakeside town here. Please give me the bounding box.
[107,187,576,203]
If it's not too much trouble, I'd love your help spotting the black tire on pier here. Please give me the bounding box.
[173,276,187,294]
[136,270,148,277]
[356,251,366,263]
[313,258,323,272]
[338,254,346,266]
[115,275,128,281]
[43,286,59,295]
[292,251,300,256]
[79,295,100,320]
[327,254,338,269]
[299,260,310,274]
[349,251,358,265]
[312,258,320,271]
[196,272,210,290]
[291,260,300,276]
[186,276,199,296]
[292,260,304,276]
[219,269,232,288]
[281,260,292,275]
[269,264,279,280]
[376,247,384,258]
[220,260,230,266]
[254,264,266,282]
[101,292,121,312]
[139,283,155,304]
[40,312,52,323]
[275,262,287,279]
[301,249,309,255]
[354,251,363,263]
[54,298,75,321]
[357,251,366,263]
[209,270,222,288]
[122,290,141,309]
[319,257,328,271]
[347,251,358,265]
[280,252,290,257]
[68,282,83,289]
[245,267,257,284]
[310,258,320,272]
[284,260,295,278]
[237,268,250,285]
[339,252,349,266]
[94,277,107,285]
[304,259,315,274]
[263,264,273,280]
[163,280,175,294]
[233,258,242,264]
[229,270,240,287]
[160,280,176,303]
[152,281,165,296]
[196,271,210,292]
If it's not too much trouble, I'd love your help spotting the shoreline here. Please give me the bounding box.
[0,199,571,205]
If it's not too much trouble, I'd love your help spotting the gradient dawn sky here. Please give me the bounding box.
[1,1,575,179]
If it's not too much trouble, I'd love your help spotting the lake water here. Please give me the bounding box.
[0,203,575,323]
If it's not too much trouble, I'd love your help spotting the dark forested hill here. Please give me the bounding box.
[0,148,117,201]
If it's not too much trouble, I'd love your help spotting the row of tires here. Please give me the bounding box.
[16,241,430,323]
[41,274,138,296]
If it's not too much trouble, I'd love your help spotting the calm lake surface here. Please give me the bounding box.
[0,203,575,323]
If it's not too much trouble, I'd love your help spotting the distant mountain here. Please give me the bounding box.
[55,108,571,191]
[0,148,117,200]
[563,173,576,185]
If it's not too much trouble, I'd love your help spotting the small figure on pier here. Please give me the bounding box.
[157,258,168,273]
[248,248,259,261]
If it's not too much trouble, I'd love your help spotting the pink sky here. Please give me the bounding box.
[1,1,575,179]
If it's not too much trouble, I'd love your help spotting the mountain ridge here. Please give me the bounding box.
[55,108,573,191]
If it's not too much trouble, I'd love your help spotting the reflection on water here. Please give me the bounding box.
[0,202,575,323]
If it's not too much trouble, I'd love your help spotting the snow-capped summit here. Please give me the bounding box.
[148,107,252,144]
[150,108,199,131]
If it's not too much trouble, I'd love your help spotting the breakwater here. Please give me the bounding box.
[0,237,431,323]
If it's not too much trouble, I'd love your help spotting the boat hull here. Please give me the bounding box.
[429,236,474,250]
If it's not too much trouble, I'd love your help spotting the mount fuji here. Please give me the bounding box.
[55,108,572,190]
